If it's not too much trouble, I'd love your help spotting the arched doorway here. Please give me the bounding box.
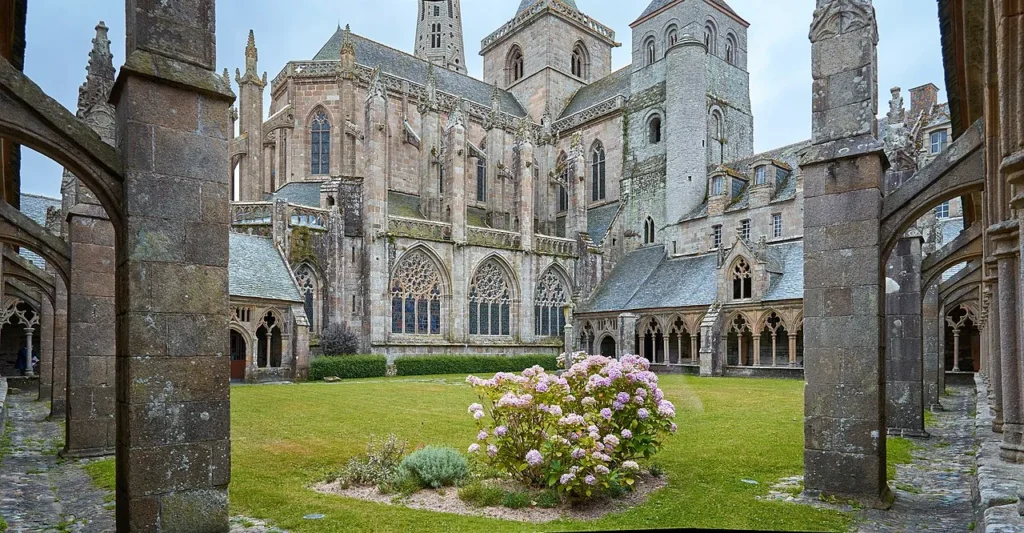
[229,329,247,381]
[600,336,616,358]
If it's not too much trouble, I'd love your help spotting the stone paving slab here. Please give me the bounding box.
[972,374,1024,533]
[0,388,115,532]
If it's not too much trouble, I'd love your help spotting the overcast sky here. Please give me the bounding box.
[19,0,945,199]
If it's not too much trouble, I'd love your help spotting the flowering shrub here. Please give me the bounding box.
[556,351,589,369]
[467,355,677,499]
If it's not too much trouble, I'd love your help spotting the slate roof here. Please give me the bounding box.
[313,29,527,117]
[228,233,303,303]
[18,194,60,269]
[560,67,632,119]
[581,241,804,313]
[268,182,322,208]
[587,202,619,245]
[518,0,579,15]
[636,0,741,23]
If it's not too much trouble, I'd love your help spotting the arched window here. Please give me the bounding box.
[557,152,569,212]
[571,42,588,79]
[709,108,724,163]
[704,21,718,55]
[507,46,524,85]
[725,33,737,65]
[311,110,331,175]
[391,249,446,335]
[667,26,679,48]
[476,158,487,202]
[591,142,606,202]
[535,268,569,337]
[645,38,657,66]
[644,217,655,244]
[469,260,513,336]
[295,264,320,333]
[255,311,283,368]
[648,115,662,144]
[732,258,752,300]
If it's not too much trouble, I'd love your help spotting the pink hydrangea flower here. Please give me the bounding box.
[468,443,481,453]
[670,423,678,433]
[595,465,610,475]
[478,430,488,441]
[623,460,640,471]
[600,408,612,420]
[560,473,575,485]
[571,448,585,459]
[621,429,633,439]
[603,434,620,448]
[468,403,483,414]
[616,392,631,404]
[494,425,508,437]
[638,408,650,420]
[473,410,485,420]
[487,444,498,457]
[585,475,597,486]
[526,449,543,466]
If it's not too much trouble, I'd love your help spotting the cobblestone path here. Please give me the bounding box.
[855,384,976,532]
[0,390,115,532]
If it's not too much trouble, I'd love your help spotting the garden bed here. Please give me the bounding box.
[313,474,667,523]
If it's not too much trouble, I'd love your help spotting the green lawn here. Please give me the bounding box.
[227,375,850,532]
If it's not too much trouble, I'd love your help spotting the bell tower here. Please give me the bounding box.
[415,0,467,74]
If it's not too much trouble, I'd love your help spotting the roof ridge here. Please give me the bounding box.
[21,192,60,202]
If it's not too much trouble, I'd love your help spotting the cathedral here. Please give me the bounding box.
[219,0,960,378]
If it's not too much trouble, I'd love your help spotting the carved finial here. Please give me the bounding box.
[367,65,386,102]
[245,30,258,74]
[222,68,231,84]
[77,20,115,115]
[569,130,584,159]
[341,24,356,57]
[886,86,905,124]
[516,118,534,145]
[448,100,465,130]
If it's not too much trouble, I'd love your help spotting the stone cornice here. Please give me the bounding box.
[480,0,617,55]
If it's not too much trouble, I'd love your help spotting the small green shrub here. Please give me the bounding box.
[310,355,387,381]
[457,481,505,507]
[400,446,469,489]
[535,489,561,509]
[394,355,557,376]
[0,514,7,532]
[335,434,407,488]
[648,462,666,478]
[502,491,532,509]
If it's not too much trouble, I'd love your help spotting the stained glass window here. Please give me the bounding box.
[469,260,513,336]
[391,250,446,335]
[311,110,331,175]
[591,143,606,202]
[534,269,569,337]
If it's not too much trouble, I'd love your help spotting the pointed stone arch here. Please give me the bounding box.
[390,245,451,336]
[294,262,323,334]
[535,263,571,338]
[469,254,519,337]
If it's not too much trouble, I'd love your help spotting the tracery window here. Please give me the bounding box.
[591,142,606,202]
[508,46,524,84]
[256,311,283,368]
[732,258,752,300]
[295,264,319,332]
[580,323,595,355]
[469,260,513,336]
[557,152,569,212]
[391,250,445,335]
[571,42,588,79]
[311,110,331,175]
[534,269,568,337]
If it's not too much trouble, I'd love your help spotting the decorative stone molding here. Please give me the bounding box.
[552,95,626,133]
[808,0,878,43]
[388,216,453,242]
[481,0,615,53]
[468,226,521,250]
[536,235,578,257]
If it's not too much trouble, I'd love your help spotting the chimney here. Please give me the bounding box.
[908,83,939,119]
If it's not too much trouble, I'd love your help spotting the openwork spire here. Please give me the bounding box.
[340,24,356,57]
[245,30,258,75]
[77,21,115,115]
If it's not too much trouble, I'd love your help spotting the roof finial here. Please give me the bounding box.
[77,20,115,115]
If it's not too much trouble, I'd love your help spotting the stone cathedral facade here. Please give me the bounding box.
[227,0,960,369]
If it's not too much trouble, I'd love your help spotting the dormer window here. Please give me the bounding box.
[754,166,767,185]
[711,176,725,196]
[930,130,948,154]
[732,258,752,300]
[731,177,747,198]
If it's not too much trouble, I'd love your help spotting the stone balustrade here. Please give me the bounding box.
[536,235,577,257]
[232,202,272,226]
[388,216,453,242]
[290,206,328,230]
[468,226,521,250]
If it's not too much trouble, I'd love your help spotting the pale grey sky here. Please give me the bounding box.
[18,0,945,199]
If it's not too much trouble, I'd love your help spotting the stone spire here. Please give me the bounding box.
[339,25,357,78]
[236,30,266,87]
[77,21,115,116]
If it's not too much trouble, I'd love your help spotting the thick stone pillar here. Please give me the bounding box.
[618,313,638,358]
[112,0,234,528]
[50,275,68,418]
[566,132,586,238]
[988,270,1004,431]
[993,225,1023,462]
[802,0,892,507]
[922,283,941,409]
[64,204,116,457]
[23,326,35,378]
[886,237,926,436]
[37,298,54,400]
[699,309,724,377]
[363,69,390,347]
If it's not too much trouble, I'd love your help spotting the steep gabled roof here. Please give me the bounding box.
[229,233,303,303]
[313,28,527,117]
[559,66,632,120]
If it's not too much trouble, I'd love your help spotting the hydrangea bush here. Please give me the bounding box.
[466,355,677,499]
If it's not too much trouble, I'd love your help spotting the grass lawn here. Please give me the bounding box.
[227,375,851,532]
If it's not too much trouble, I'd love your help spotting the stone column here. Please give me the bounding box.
[753,335,761,366]
[64,204,116,457]
[952,331,961,371]
[563,323,574,359]
[922,283,942,409]
[23,326,35,377]
[987,270,1003,431]
[50,275,68,418]
[802,0,892,507]
[885,237,926,437]
[789,335,798,366]
[992,225,1023,462]
[363,69,390,347]
[699,310,724,377]
[112,0,234,528]
[37,298,53,400]
[690,335,698,364]
[618,313,638,358]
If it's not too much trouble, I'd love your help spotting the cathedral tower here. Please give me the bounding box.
[415,0,467,74]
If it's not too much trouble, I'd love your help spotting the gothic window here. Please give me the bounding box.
[740,219,751,241]
[256,311,283,368]
[712,225,723,249]
[725,33,737,65]
[709,109,724,163]
[295,264,320,333]
[469,260,513,336]
[571,42,588,79]
[534,268,569,337]
[645,38,657,66]
[508,46,524,85]
[754,165,767,185]
[643,217,655,244]
[704,21,718,55]
[391,249,446,335]
[732,258,752,300]
[311,110,331,175]
[579,323,595,354]
[559,186,569,212]
[648,115,662,144]
[476,158,487,202]
[772,213,783,238]
[591,142,606,202]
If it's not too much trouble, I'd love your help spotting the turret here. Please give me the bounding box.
[664,34,708,227]
[236,30,267,201]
